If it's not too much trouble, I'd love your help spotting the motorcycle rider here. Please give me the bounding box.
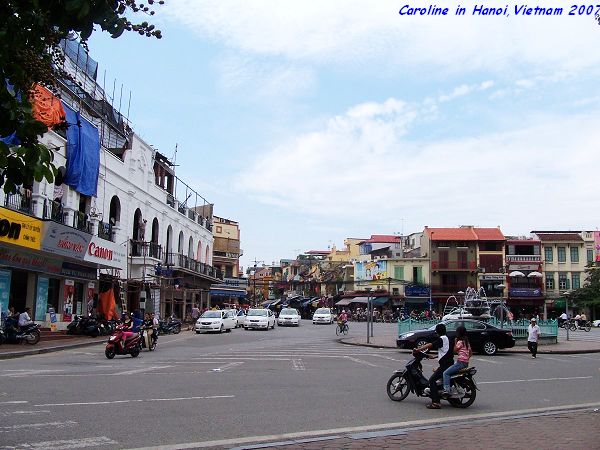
[120,314,135,348]
[338,309,348,331]
[414,323,454,409]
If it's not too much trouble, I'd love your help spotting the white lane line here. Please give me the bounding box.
[372,355,405,362]
[0,421,77,433]
[125,401,600,450]
[12,436,117,449]
[479,376,593,385]
[473,357,502,365]
[0,410,50,417]
[34,395,234,407]
[0,400,28,405]
[1,369,66,377]
[209,362,243,373]
[291,359,305,371]
[541,356,572,363]
[113,365,173,375]
[345,356,379,368]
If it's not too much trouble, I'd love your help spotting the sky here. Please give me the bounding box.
[87,1,600,271]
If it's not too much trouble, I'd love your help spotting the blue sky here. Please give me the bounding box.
[88,1,600,271]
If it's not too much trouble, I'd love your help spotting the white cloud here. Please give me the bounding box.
[438,81,494,102]
[166,1,600,74]
[234,97,600,231]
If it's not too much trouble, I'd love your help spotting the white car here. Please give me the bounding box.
[244,308,276,330]
[593,319,600,327]
[278,308,301,326]
[442,308,473,321]
[313,308,334,325]
[234,309,246,328]
[195,310,237,333]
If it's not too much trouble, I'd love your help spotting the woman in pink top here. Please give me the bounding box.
[442,325,472,395]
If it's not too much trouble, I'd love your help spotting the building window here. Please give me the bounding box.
[572,273,580,289]
[587,249,594,263]
[394,266,404,281]
[557,247,566,263]
[545,273,554,290]
[558,273,569,290]
[544,247,553,262]
[413,266,423,284]
[570,247,579,263]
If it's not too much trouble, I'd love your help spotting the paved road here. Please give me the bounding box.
[558,326,600,342]
[0,321,599,449]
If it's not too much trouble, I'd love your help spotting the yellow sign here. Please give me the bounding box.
[0,207,42,250]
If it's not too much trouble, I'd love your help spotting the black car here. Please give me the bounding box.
[396,319,515,356]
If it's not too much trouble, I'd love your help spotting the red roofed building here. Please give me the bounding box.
[422,226,506,311]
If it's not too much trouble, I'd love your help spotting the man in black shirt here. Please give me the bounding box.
[414,323,454,409]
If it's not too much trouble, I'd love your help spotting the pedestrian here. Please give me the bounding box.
[528,317,541,358]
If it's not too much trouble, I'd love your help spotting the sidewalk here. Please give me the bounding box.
[229,407,600,450]
[340,333,600,354]
[0,335,105,359]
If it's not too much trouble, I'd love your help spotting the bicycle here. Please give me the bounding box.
[336,321,349,336]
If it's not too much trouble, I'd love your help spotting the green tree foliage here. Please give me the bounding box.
[570,263,600,308]
[0,0,163,194]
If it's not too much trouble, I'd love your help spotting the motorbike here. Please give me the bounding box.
[157,317,181,335]
[140,325,157,351]
[105,324,142,359]
[386,350,478,408]
[67,315,102,337]
[0,322,41,345]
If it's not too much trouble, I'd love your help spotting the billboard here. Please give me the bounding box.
[595,231,600,262]
[355,260,388,281]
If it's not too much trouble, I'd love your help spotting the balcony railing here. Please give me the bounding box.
[73,211,91,233]
[43,199,65,224]
[130,240,162,260]
[4,190,33,215]
[98,221,114,242]
[506,255,541,263]
[164,252,222,279]
[432,261,477,270]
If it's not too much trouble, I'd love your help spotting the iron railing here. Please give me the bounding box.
[4,191,33,215]
[164,252,222,279]
[130,240,162,259]
[42,200,65,224]
[73,211,91,233]
[98,221,114,242]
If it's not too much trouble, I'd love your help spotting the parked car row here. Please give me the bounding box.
[194,308,280,333]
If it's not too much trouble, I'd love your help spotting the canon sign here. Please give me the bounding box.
[88,242,113,261]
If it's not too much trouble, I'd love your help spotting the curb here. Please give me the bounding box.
[338,337,600,354]
[0,339,104,360]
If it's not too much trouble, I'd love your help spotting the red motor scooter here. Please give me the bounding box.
[105,324,142,359]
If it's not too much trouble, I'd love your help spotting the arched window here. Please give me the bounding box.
[133,208,142,241]
[166,225,173,261]
[109,196,121,226]
[205,245,210,266]
[188,236,194,259]
[178,231,184,254]
[150,218,160,258]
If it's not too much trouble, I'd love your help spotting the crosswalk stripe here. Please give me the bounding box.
[11,436,117,449]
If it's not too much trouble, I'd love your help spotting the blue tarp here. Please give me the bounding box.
[63,103,100,196]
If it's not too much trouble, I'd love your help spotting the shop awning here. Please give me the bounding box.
[371,297,389,306]
[210,289,247,298]
[335,299,353,306]
[349,297,369,304]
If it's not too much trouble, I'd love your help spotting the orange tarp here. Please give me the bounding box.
[98,288,119,320]
[30,84,65,128]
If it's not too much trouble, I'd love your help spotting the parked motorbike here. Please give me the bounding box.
[0,322,41,345]
[105,325,142,359]
[157,317,181,335]
[67,315,101,337]
[386,350,478,408]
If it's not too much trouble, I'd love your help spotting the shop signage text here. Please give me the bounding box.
[83,236,125,269]
[88,242,113,260]
[41,222,91,258]
[0,208,42,250]
[0,247,61,274]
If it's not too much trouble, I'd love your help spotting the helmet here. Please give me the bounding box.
[342,309,346,313]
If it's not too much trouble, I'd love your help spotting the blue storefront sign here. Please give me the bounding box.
[35,276,49,321]
[405,285,430,297]
[0,269,12,317]
[509,287,542,297]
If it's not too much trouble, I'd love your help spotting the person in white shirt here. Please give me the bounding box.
[527,318,541,358]
[18,307,33,328]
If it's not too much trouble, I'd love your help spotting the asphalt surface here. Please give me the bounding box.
[0,322,599,449]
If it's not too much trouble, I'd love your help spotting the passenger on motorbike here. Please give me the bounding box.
[141,313,156,349]
[414,323,454,409]
[120,314,135,347]
[579,313,587,328]
[442,325,472,396]
[18,307,33,329]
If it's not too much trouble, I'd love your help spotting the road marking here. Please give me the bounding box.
[540,356,572,363]
[345,356,379,367]
[125,401,600,450]
[11,436,117,449]
[473,357,502,365]
[0,410,50,417]
[479,376,593,385]
[34,395,234,407]
[0,421,77,433]
[291,359,305,371]
[0,401,28,405]
[209,362,243,373]
[1,369,66,377]
[113,365,173,375]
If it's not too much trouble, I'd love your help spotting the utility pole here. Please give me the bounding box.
[252,258,264,306]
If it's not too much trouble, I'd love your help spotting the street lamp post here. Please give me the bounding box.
[252,259,264,306]
[564,290,572,341]
[366,288,372,343]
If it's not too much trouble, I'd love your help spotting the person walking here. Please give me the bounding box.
[528,317,541,358]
